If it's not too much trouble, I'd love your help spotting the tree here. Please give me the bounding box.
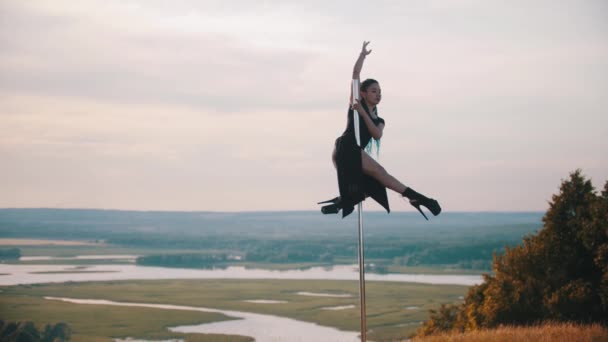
[417,170,608,337]
[43,322,71,342]
[0,321,71,342]
[0,247,21,260]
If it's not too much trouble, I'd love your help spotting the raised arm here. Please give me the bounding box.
[350,41,372,104]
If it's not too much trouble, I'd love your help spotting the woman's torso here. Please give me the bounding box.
[340,107,384,148]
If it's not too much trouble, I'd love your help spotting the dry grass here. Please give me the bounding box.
[412,322,608,342]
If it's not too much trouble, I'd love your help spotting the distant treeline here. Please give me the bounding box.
[133,239,505,269]
[0,209,542,270]
[137,249,333,267]
[0,248,20,260]
[137,253,232,269]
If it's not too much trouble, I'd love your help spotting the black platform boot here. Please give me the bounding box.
[402,187,441,220]
[318,197,342,215]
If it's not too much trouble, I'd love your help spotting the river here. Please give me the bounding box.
[45,297,360,342]
[1,262,481,341]
[0,263,482,286]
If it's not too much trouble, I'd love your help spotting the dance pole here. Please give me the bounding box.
[352,78,367,341]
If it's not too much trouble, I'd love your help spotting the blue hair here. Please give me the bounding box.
[360,97,381,159]
[365,136,381,158]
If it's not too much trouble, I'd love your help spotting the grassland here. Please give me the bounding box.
[0,294,252,342]
[0,238,473,340]
[411,322,608,342]
[1,279,469,341]
[1,210,533,341]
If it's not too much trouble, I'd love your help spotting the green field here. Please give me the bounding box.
[1,239,473,340]
[1,279,468,341]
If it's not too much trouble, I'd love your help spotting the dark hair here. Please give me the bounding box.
[360,78,379,92]
[358,78,379,113]
[358,78,381,157]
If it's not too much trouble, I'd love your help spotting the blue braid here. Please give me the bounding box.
[361,100,381,158]
[365,138,381,159]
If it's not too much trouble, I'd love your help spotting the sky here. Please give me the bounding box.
[1,0,607,212]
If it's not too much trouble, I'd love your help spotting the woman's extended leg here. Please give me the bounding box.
[362,151,441,219]
[361,151,407,194]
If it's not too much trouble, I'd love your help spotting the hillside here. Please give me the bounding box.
[412,322,608,342]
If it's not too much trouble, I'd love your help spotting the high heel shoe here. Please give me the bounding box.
[318,197,340,205]
[318,197,342,215]
[408,199,440,220]
[402,188,441,220]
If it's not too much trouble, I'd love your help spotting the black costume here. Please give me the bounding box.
[321,105,390,217]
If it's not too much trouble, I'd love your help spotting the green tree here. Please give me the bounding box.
[0,247,21,260]
[416,303,463,336]
[0,321,71,342]
[417,170,608,337]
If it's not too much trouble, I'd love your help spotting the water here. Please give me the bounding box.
[321,305,356,311]
[0,263,482,286]
[296,291,353,298]
[45,297,360,342]
[243,299,288,304]
[0,260,481,341]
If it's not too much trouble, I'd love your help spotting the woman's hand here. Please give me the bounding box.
[351,99,366,115]
[351,41,372,99]
[352,98,382,139]
[360,41,372,57]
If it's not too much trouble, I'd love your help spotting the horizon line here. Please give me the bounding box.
[0,207,545,214]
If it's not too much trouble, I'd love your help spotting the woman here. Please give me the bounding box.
[319,41,441,220]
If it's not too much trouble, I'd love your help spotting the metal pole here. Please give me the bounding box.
[352,79,361,147]
[352,78,366,341]
[357,202,366,341]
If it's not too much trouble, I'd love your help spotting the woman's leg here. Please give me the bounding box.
[332,148,338,169]
[361,151,407,194]
[361,151,442,218]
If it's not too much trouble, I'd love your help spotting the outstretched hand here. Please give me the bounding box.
[360,41,372,56]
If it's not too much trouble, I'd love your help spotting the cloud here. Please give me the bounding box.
[3,1,606,114]
[1,0,607,211]
[0,1,341,113]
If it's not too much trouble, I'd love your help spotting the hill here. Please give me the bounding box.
[412,322,608,342]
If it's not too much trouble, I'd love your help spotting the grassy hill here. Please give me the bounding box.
[411,322,608,342]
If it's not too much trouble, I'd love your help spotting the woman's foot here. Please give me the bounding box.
[318,197,342,214]
[402,187,441,220]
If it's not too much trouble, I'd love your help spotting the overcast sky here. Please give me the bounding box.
[1,0,607,212]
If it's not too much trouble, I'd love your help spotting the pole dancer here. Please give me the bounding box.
[318,41,442,220]
[318,42,443,340]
